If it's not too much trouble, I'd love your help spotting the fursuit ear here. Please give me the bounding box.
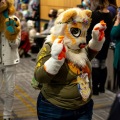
[62,9,77,23]
[84,10,92,18]
[83,10,92,29]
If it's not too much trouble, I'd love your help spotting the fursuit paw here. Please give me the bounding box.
[89,20,107,51]
[44,36,66,75]
[4,16,20,41]
[92,20,106,41]
[51,36,66,60]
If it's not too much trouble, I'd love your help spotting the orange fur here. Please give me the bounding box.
[65,26,76,44]
[51,34,57,43]
[85,10,92,18]
[44,65,47,71]
[62,9,77,23]
[0,0,16,32]
[82,65,90,78]
[100,20,106,26]
[0,0,20,40]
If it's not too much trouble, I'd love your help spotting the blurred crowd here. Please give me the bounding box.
[14,0,40,57]
[14,0,65,58]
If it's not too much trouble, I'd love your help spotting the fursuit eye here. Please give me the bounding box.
[70,28,81,38]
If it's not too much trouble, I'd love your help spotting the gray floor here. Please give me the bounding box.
[0,56,116,120]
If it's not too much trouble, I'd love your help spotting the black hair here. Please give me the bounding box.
[108,0,117,6]
[51,9,58,18]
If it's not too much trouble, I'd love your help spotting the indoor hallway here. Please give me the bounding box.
[0,56,116,120]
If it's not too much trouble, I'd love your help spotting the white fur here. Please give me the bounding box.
[50,24,66,36]
[66,47,88,67]
[44,8,92,69]
[63,35,86,50]
[44,57,64,75]
[44,37,65,75]
[44,35,53,43]
[88,38,105,51]
[88,22,106,51]
[51,38,64,59]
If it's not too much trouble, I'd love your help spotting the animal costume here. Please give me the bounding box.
[0,0,21,119]
[0,0,20,40]
[33,8,106,119]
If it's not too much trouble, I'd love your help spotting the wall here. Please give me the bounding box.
[116,0,120,7]
[40,0,120,20]
[40,0,81,20]
[40,0,81,31]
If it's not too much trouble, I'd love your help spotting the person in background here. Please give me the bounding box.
[26,0,40,32]
[86,0,113,95]
[14,0,19,10]
[110,9,120,90]
[15,11,25,21]
[81,0,91,9]
[40,8,58,35]
[27,20,37,44]
[20,0,29,4]
[15,0,29,11]
[77,0,90,10]
[76,4,85,9]
[0,16,21,120]
[20,3,30,19]
[107,0,117,49]
[89,0,99,11]
[108,0,117,24]
[19,20,31,58]
[107,91,120,120]
[15,11,31,58]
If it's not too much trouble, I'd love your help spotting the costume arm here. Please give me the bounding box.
[88,20,106,51]
[34,43,55,83]
[35,36,66,83]
[4,15,21,41]
[44,36,66,75]
[86,47,98,61]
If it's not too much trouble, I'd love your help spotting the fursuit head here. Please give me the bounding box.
[45,8,92,67]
